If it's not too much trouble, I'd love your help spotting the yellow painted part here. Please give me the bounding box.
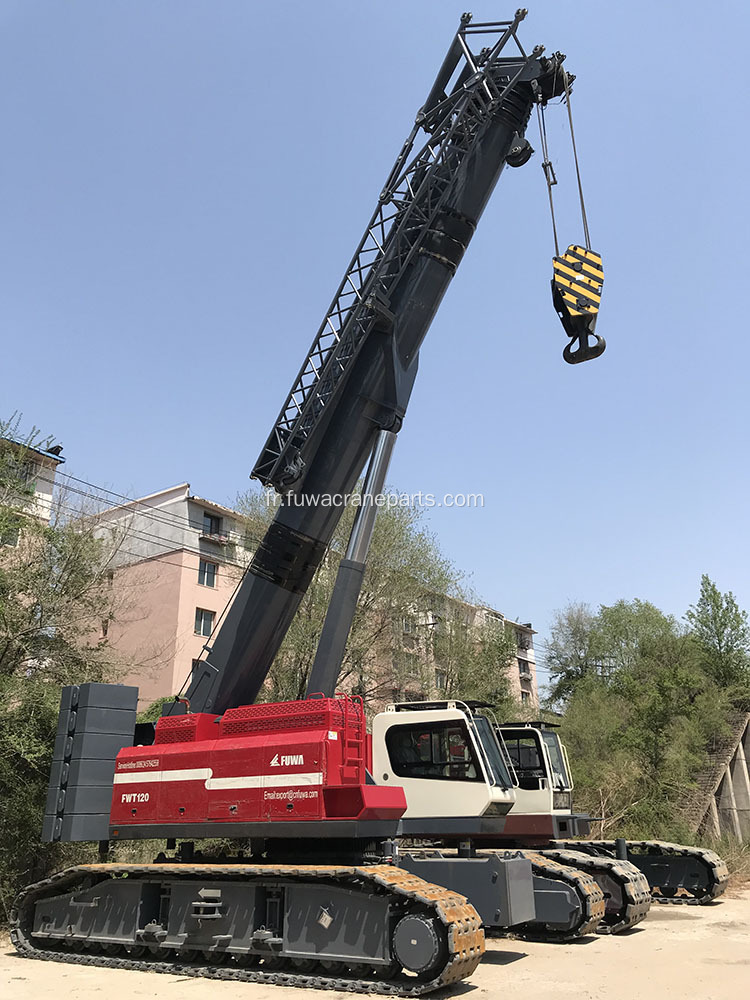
[559,290,598,313]
[554,274,601,305]
[554,260,602,290]
[568,245,603,266]
[558,245,604,283]
[558,257,603,283]
[553,245,604,317]
[560,291,596,316]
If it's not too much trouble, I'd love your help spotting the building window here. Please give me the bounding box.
[518,657,531,678]
[435,668,447,692]
[520,690,530,704]
[202,511,222,536]
[20,460,39,485]
[198,559,217,587]
[194,607,215,636]
[402,616,416,635]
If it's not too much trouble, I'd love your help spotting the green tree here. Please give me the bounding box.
[236,486,520,711]
[431,600,518,713]
[0,420,126,918]
[545,599,677,705]
[612,632,727,832]
[685,574,750,692]
[559,676,642,835]
[543,602,600,703]
[550,592,733,839]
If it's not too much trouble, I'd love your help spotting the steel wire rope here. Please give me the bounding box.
[46,491,250,558]
[51,499,255,570]
[536,102,560,256]
[562,68,592,250]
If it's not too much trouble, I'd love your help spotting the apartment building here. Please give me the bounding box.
[94,484,252,707]
[0,436,65,536]
[97,482,539,710]
[508,617,538,706]
[394,601,538,708]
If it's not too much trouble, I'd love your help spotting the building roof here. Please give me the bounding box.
[0,436,65,465]
[188,493,243,518]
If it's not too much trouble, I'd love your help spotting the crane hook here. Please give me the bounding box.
[552,244,605,364]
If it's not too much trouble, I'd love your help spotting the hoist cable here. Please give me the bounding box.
[563,69,592,250]
[536,102,560,257]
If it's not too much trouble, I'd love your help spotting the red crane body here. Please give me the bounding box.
[110,697,406,831]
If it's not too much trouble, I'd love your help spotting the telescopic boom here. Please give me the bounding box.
[181,12,577,717]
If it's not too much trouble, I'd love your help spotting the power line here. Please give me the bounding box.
[46,493,256,569]
[36,474,255,551]
[37,468,254,542]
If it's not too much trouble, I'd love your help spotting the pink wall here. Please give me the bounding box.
[107,548,244,710]
[105,554,182,708]
[173,550,244,698]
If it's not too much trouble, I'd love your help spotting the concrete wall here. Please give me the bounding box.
[696,715,750,843]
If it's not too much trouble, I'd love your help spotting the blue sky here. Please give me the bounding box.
[3,1,749,683]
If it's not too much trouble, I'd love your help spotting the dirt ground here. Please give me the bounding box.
[2,889,749,1000]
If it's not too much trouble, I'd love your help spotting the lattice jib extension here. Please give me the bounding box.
[252,10,551,491]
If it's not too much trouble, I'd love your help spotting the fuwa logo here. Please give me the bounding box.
[270,753,304,767]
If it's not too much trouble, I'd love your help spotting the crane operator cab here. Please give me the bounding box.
[498,722,572,807]
[372,701,517,834]
[493,721,590,840]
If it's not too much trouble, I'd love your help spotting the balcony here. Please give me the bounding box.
[517,660,532,679]
[200,531,230,546]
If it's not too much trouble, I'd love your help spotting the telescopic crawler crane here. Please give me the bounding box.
[13,10,616,989]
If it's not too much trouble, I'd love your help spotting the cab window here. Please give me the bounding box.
[504,732,546,790]
[541,731,570,788]
[386,721,482,782]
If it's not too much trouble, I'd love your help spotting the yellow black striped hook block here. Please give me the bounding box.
[552,245,605,364]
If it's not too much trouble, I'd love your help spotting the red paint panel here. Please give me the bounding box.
[499,813,556,837]
[323,784,406,820]
[108,697,401,828]
[154,713,219,744]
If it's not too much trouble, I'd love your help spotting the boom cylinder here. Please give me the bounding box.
[306,429,398,698]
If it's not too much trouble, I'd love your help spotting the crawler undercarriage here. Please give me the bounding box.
[552,840,729,906]
[12,861,484,995]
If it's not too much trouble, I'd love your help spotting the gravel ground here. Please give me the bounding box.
[2,889,748,1000]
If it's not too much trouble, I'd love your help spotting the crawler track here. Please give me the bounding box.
[12,862,484,995]
[553,840,729,905]
[497,850,606,941]
[540,848,651,933]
